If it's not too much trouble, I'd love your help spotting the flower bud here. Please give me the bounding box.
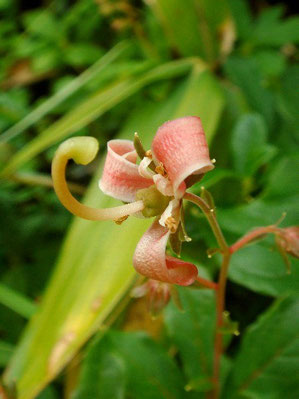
[131,279,171,316]
[277,226,299,258]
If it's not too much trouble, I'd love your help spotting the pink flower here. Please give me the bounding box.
[99,116,214,285]
[52,116,214,286]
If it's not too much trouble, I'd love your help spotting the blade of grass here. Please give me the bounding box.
[0,283,37,319]
[0,41,130,143]
[0,341,14,367]
[0,58,198,178]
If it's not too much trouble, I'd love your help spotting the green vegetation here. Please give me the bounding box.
[0,1,298,398]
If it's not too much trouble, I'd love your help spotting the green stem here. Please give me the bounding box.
[183,192,228,252]
[184,192,230,399]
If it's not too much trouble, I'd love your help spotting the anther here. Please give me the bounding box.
[145,150,152,159]
[114,215,129,225]
[155,162,167,177]
[165,216,178,233]
[212,158,216,164]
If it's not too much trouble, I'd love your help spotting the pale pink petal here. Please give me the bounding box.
[159,199,180,228]
[99,140,153,202]
[153,174,174,197]
[152,116,214,194]
[133,220,198,286]
[138,156,155,179]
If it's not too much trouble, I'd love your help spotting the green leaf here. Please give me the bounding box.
[0,340,14,367]
[165,288,215,392]
[73,336,126,399]
[252,49,286,78]
[227,0,252,40]
[262,153,299,201]
[277,65,299,127]
[151,0,230,62]
[231,113,276,176]
[223,297,299,398]
[173,67,225,138]
[74,331,184,399]
[228,244,299,296]
[252,6,299,46]
[22,10,61,41]
[0,283,37,319]
[64,43,103,68]
[224,56,274,127]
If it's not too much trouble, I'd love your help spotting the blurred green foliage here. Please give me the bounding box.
[0,0,298,398]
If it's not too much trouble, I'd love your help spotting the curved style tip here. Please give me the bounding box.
[55,136,99,166]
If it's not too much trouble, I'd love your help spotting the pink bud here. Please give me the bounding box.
[277,227,299,258]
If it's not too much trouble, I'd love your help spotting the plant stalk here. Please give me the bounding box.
[184,192,230,398]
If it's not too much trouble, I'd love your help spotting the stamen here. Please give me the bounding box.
[145,150,152,159]
[165,216,178,233]
[114,215,129,225]
[51,137,144,221]
[212,158,216,164]
[155,162,167,177]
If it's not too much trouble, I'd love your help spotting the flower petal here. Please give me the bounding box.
[133,219,198,286]
[99,140,153,202]
[138,156,155,179]
[152,116,214,194]
[153,174,174,197]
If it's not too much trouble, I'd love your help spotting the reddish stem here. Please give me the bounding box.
[230,226,281,254]
[211,253,230,399]
[184,192,230,398]
[196,276,218,290]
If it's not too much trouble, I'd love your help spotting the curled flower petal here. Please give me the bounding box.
[152,116,214,194]
[138,156,155,179]
[133,220,198,286]
[99,140,153,202]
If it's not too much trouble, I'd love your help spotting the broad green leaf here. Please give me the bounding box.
[72,336,126,399]
[218,154,299,236]
[0,58,194,177]
[165,288,215,392]
[223,297,299,398]
[4,68,224,399]
[191,168,236,194]
[173,67,225,138]
[252,50,286,78]
[228,244,299,296]
[151,0,231,62]
[262,153,299,201]
[231,113,276,176]
[277,66,299,127]
[252,6,299,46]
[224,56,274,128]
[227,0,252,40]
[73,331,185,399]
